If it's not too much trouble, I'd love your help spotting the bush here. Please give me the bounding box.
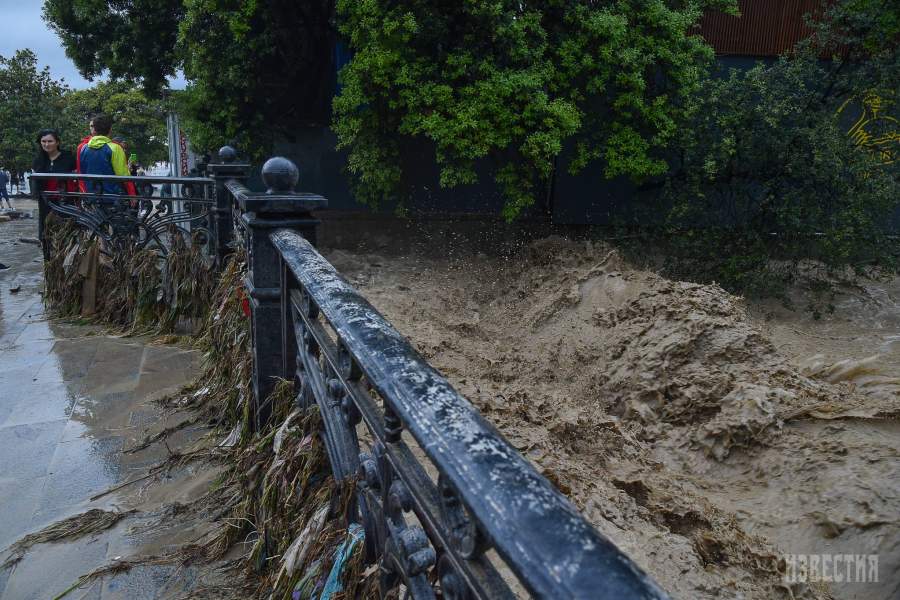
[659,0,899,297]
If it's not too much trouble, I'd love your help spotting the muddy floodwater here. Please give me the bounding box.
[1,204,897,599]
[325,236,900,600]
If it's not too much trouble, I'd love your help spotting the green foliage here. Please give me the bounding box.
[333,0,735,216]
[42,0,334,159]
[59,82,169,164]
[175,0,333,158]
[42,0,184,90]
[0,49,68,174]
[660,0,900,297]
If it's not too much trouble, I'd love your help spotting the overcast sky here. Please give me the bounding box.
[0,0,185,90]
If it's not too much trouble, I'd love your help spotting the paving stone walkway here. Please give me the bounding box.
[0,203,203,599]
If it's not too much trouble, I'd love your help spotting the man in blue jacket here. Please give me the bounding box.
[77,114,136,197]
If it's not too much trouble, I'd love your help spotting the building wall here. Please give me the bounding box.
[699,0,822,57]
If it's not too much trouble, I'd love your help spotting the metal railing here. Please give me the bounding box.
[213,149,670,599]
[30,172,219,260]
[35,146,670,598]
[273,230,668,598]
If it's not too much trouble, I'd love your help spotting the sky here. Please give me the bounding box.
[0,0,185,90]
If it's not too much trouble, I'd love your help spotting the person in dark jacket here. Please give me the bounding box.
[32,129,77,248]
[32,129,77,190]
[0,169,10,208]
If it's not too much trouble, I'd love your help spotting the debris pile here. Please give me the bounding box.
[42,214,216,333]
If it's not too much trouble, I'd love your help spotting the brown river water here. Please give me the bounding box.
[324,235,899,600]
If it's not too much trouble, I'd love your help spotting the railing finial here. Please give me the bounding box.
[218,145,237,163]
[262,156,299,194]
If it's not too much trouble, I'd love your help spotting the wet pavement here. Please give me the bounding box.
[0,202,203,599]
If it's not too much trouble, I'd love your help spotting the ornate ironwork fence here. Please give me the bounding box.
[213,150,670,599]
[30,172,220,261]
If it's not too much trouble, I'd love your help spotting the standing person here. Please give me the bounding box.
[0,168,11,209]
[32,129,77,195]
[77,114,136,196]
[9,170,19,194]
[32,129,77,250]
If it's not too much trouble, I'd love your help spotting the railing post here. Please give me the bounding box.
[233,157,328,431]
[207,146,250,265]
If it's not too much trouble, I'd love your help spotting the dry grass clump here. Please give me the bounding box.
[158,247,252,431]
[221,386,375,599]
[42,214,89,314]
[50,543,216,600]
[159,228,217,332]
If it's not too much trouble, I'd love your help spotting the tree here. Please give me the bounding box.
[42,0,336,159]
[660,0,900,297]
[0,49,69,175]
[60,82,169,165]
[0,49,169,174]
[43,0,735,213]
[42,0,184,91]
[333,0,736,217]
[176,0,334,156]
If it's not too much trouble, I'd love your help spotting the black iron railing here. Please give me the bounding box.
[271,230,668,599]
[36,146,670,598]
[30,172,219,260]
[212,149,670,599]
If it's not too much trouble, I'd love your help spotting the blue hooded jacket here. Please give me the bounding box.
[78,135,132,196]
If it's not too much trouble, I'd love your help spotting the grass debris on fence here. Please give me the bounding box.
[220,385,375,599]
[159,246,252,432]
[41,222,374,597]
[42,214,217,334]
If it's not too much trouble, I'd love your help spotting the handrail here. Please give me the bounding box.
[35,147,671,598]
[30,172,214,185]
[32,170,218,259]
[226,178,328,213]
[270,228,669,600]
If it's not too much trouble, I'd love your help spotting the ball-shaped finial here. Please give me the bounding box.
[218,145,237,163]
[261,156,299,193]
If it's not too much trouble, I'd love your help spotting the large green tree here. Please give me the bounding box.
[43,0,335,158]
[43,0,736,216]
[0,49,69,175]
[334,0,735,217]
[43,0,184,90]
[176,0,334,155]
